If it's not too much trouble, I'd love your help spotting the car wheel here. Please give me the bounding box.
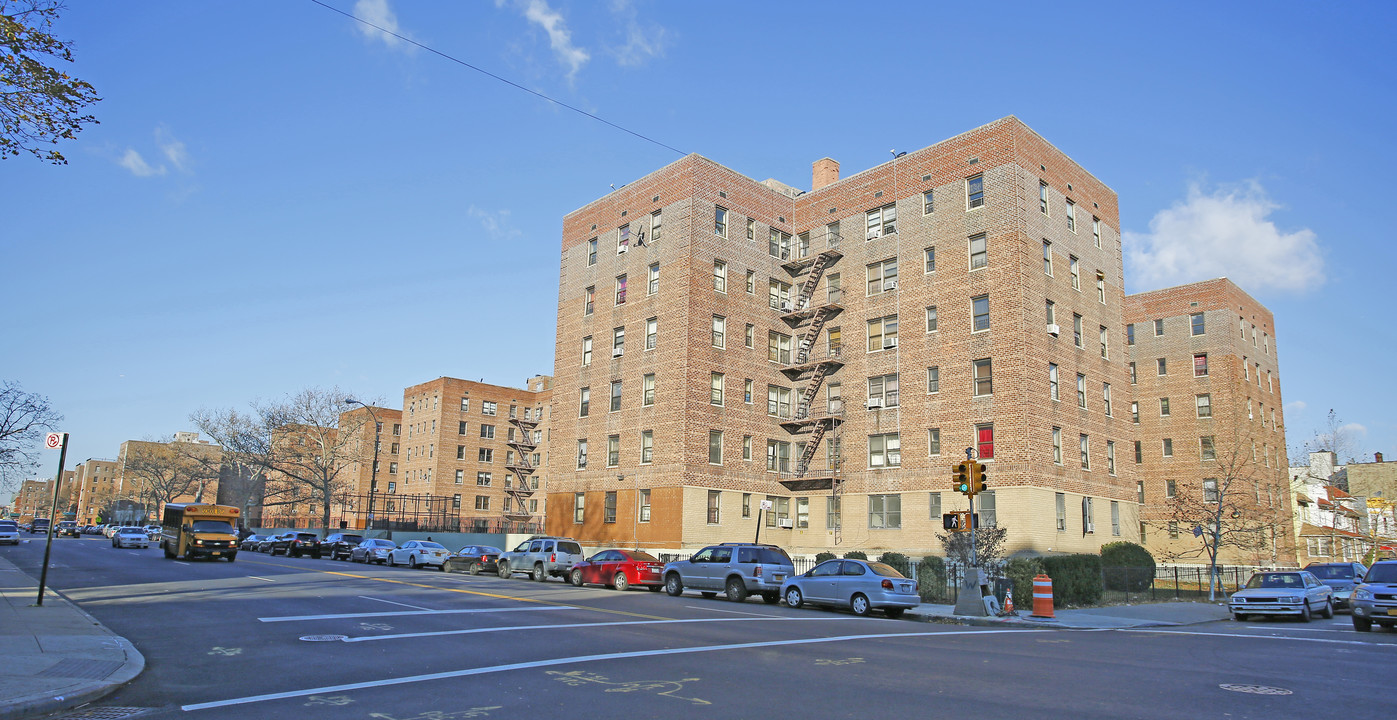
[227,553,237,563]
[1354,616,1373,632]
[409,556,419,569]
[665,574,684,597]
[498,562,511,579]
[1299,601,1311,622]
[1232,612,1247,622]
[533,564,548,582]
[1321,599,1334,619]
[571,569,584,587]
[762,592,780,604]
[387,555,397,567]
[469,562,482,576]
[885,608,905,619]
[614,573,629,592]
[851,593,872,616]
[725,577,748,603]
[785,586,804,609]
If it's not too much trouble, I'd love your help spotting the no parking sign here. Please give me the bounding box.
[45,432,63,449]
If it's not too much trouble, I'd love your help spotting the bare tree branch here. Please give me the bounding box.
[0,379,63,490]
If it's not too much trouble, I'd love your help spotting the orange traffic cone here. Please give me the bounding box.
[1004,593,1015,615]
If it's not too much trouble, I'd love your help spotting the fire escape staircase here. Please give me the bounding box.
[503,414,539,522]
[776,236,844,497]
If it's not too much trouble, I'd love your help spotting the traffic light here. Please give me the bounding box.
[952,462,970,495]
[970,461,988,493]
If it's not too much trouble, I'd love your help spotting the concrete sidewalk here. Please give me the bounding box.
[0,556,144,720]
[908,599,1232,629]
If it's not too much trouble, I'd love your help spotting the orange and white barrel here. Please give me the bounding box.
[1031,574,1055,618]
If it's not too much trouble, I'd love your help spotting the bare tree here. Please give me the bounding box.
[0,380,63,490]
[938,525,1009,573]
[191,388,369,532]
[120,439,221,514]
[1305,409,1361,465]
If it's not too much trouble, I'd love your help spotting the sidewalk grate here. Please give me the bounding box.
[52,707,152,720]
[38,659,125,680]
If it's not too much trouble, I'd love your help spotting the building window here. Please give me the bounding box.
[924,246,936,273]
[865,204,897,238]
[1190,312,1205,336]
[744,378,753,404]
[1069,256,1080,290]
[617,224,630,253]
[1082,497,1095,533]
[476,471,491,486]
[1163,438,1174,458]
[647,262,659,294]
[707,490,721,524]
[584,286,594,316]
[927,366,941,394]
[582,336,593,366]
[1160,397,1171,417]
[612,327,625,357]
[972,358,993,396]
[1066,199,1077,231]
[869,433,901,468]
[577,439,587,469]
[650,209,663,242]
[969,233,988,270]
[1203,478,1219,502]
[1077,373,1087,408]
[1043,240,1053,275]
[1107,441,1116,475]
[1157,358,1167,375]
[867,257,898,295]
[642,373,655,406]
[1196,394,1212,418]
[1080,434,1090,469]
[587,238,597,265]
[615,274,627,305]
[710,315,726,348]
[869,494,902,529]
[967,174,984,208]
[1093,216,1101,247]
[1110,500,1120,536]
[1039,181,1049,214]
[602,491,617,524]
[922,189,934,214]
[928,428,941,456]
[972,295,990,332]
[454,469,464,485]
[925,306,938,333]
[1194,353,1209,377]
[746,217,755,240]
[976,423,994,460]
[769,278,792,310]
[573,492,585,523]
[868,315,899,351]
[1049,364,1059,401]
[1056,492,1066,531]
[714,206,727,237]
[1134,441,1142,464]
[767,439,791,473]
[639,489,651,522]
[742,493,751,518]
[710,372,724,406]
[712,259,727,293]
[743,435,752,461]
[868,373,899,407]
[475,495,490,511]
[640,430,653,464]
[767,385,791,418]
[1127,323,1135,345]
[479,448,493,462]
[1131,401,1139,423]
[1052,427,1063,464]
[1103,383,1113,416]
[1130,362,1137,384]
[479,424,495,439]
[606,434,619,467]
[389,461,398,474]
[1073,313,1083,348]
[1200,436,1216,461]
[1096,272,1106,303]
[769,229,791,259]
[767,331,792,363]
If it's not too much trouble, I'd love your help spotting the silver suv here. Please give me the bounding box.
[663,543,795,604]
[498,536,585,582]
[1352,560,1397,632]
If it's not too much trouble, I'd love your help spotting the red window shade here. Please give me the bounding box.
[977,425,995,460]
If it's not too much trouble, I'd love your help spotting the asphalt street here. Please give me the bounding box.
[6,536,1394,720]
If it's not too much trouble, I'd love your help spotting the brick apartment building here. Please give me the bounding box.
[71,460,120,525]
[15,478,57,522]
[1126,279,1295,566]
[546,116,1144,557]
[395,376,552,531]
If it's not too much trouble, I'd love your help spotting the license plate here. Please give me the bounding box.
[212,552,221,556]
[773,574,785,582]
[1387,609,1397,617]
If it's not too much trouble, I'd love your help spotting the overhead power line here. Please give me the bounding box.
[309,0,686,156]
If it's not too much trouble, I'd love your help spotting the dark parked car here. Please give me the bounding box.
[239,534,268,551]
[57,520,81,537]
[255,534,283,552]
[323,533,365,560]
[1304,562,1367,610]
[267,532,322,557]
[444,545,503,576]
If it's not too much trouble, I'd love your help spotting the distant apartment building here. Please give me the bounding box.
[337,404,404,528]
[396,376,552,531]
[546,116,1142,556]
[116,434,223,520]
[71,460,121,525]
[15,478,57,522]
[1127,279,1294,566]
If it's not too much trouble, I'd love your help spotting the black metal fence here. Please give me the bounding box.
[260,492,542,534]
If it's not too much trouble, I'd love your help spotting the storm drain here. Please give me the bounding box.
[1219,684,1292,696]
[52,708,152,720]
[299,634,348,642]
[37,659,125,680]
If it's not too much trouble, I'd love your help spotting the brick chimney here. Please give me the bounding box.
[813,158,839,191]
[1377,451,1384,463]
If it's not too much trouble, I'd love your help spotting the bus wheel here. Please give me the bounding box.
[227,553,237,562]
[163,542,175,559]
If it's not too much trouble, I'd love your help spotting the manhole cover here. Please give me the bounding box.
[1219,684,1292,695]
[299,634,348,642]
[54,708,153,720]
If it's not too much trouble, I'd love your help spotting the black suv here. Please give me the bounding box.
[323,533,365,560]
[270,532,324,558]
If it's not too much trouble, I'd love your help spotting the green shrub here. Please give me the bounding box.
[878,552,910,577]
[917,555,947,602]
[1039,554,1103,606]
[1003,557,1045,609]
[814,551,837,564]
[1100,541,1156,592]
[843,550,868,560]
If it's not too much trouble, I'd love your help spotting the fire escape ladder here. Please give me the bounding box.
[796,423,828,476]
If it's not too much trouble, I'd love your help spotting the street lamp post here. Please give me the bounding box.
[343,399,384,538]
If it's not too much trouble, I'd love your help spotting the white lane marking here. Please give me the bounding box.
[1121,628,1387,646]
[247,576,276,583]
[358,596,432,611]
[344,615,859,643]
[182,627,1042,711]
[174,562,189,566]
[259,606,575,623]
[683,605,785,618]
[1244,625,1355,633]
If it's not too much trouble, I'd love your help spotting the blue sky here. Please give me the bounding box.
[3,0,1394,500]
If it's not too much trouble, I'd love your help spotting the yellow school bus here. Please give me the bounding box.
[161,503,240,561]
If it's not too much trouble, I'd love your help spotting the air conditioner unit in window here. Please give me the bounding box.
[617,245,627,253]
[612,348,624,358]
[777,518,793,529]
[865,397,884,409]
[780,301,794,312]
[1046,323,1061,336]
[866,227,883,240]
[886,337,899,348]
[885,279,898,290]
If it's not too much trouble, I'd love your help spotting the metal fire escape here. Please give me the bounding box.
[504,408,541,526]
[776,231,846,540]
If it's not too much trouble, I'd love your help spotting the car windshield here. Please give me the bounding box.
[1365,564,1397,583]
[338,535,363,543]
[1306,565,1355,580]
[625,551,660,562]
[418,542,445,549]
[867,562,907,578]
[191,520,235,533]
[0,523,17,530]
[374,540,394,548]
[1244,573,1302,589]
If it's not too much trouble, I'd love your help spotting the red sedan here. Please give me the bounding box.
[569,549,665,591]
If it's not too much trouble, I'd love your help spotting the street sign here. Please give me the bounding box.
[45,432,63,449]
[760,499,773,510]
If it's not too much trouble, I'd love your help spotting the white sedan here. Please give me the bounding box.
[112,527,149,549]
[387,540,450,569]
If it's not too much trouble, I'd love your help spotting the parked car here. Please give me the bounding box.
[443,545,503,576]
[1351,560,1397,632]
[1303,562,1367,611]
[0,521,19,545]
[102,524,121,538]
[144,524,162,540]
[239,534,267,551]
[112,526,150,549]
[283,532,324,558]
[31,518,50,535]
[255,534,282,552]
[570,549,666,591]
[1228,570,1333,621]
[322,533,365,560]
[781,558,920,618]
[57,520,81,537]
[498,536,585,582]
[663,543,795,604]
[388,540,451,569]
[350,538,396,564]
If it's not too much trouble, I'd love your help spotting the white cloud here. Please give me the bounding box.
[119,149,164,177]
[609,0,666,67]
[155,126,189,172]
[1286,400,1308,414]
[353,0,411,50]
[468,206,523,243]
[502,0,590,80]
[1341,422,1368,439]
[1124,180,1324,294]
